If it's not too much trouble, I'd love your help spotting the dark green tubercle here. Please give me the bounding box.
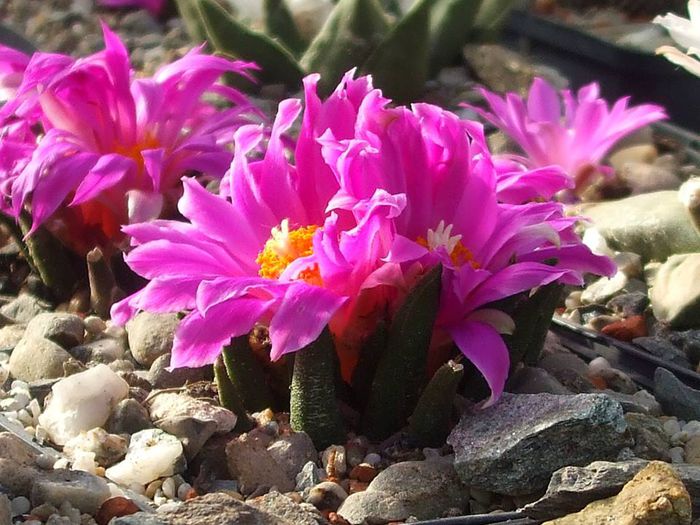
[18,212,79,302]
[264,0,307,55]
[221,336,276,413]
[290,327,346,449]
[214,354,254,432]
[362,264,442,440]
[86,247,117,319]
[408,359,464,447]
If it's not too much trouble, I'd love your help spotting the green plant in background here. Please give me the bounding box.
[175,0,516,101]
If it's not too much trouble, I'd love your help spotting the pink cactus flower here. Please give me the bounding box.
[0,45,30,103]
[320,95,615,404]
[98,0,167,17]
[1,24,258,255]
[112,73,399,373]
[467,78,667,199]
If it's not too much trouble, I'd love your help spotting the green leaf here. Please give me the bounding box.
[471,0,516,40]
[362,264,442,439]
[351,319,388,411]
[173,0,209,43]
[502,283,563,372]
[264,0,308,56]
[362,0,435,103]
[290,327,346,449]
[197,0,305,88]
[428,0,483,76]
[408,359,463,447]
[302,0,389,96]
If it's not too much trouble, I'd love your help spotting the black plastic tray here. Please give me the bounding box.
[504,9,700,132]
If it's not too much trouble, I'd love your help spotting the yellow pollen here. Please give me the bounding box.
[256,220,321,284]
[114,134,161,171]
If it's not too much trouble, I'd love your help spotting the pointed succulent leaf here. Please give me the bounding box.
[362,0,434,103]
[197,0,305,87]
[302,0,389,96]
[363,264,442,439]
[408,359,464,447]
[173,0,210,43]
[471,0,516,40]
[264,0,308,56]
[428,0,483,76]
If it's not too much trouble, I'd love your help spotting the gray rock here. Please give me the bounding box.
[69,338,124,364]
[654,367,700,421]
[576,191,700,263]
[669,330,700,365]
[248,491,324,525]
[624,413,671,461]
[612,252,643,280]
[523,460,700,520]
[0,432,42,495]
[147,353,212,389]
[602,389,662,416]
[0,295,49,323]
[581,272,631,305]
[620,162,681,195]
[30,469,111,514]
[127,312,179,367]
[633,336,691,369]
[371,460,467,519]
[337,491,407,525]
[9,337,72,381]
[607,292,649,318]
[0,325,25,352]
[0,495,10,525]
[147,392,236,459]
[153,493,294,525]
[109,515,166,525]
[507,366,570,395]
[651,253,700,329]
[227,430,317,495]
[296,461,325,492]
[447,393,630,495]
[25,313,84,349]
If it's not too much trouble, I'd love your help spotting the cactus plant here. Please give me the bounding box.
[176,0,516,101]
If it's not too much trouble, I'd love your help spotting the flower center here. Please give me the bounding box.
[114,134,161,172]
[416,220,480,268]
[256,219,322,285]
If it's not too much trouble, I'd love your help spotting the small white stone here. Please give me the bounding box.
[156,502,182,513]
[28,398,41,421]
[70,450,97,474]
[10,380,28,391]
[669,446,685,463]
[17,408,33,426]
[10,390,30,408]
[10,496,30,516]
[105,429,184,486]
[176,482,192,501]
[109,483,126,498]
[664,418,682,437]
[363,453,381,466]
[38,364,129,445]
[35,424,49,444]
[153,494,168,506]
[161,477,176,500]
[53,458,70,470]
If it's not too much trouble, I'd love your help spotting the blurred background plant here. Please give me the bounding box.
[174,0,516,101]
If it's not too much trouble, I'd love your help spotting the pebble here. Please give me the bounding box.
[83,316,106,335]
[126,312,179,367]
[176,483,193,501]
[322,445,347,478]
[161,477,176,500]
[670,446,685,463]
[664,418,682,437]
[363,453,381,466]
[11,496,31,516]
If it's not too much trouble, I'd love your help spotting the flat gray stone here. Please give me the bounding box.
[157,493,294,525]
[523,460,700,520]
[654,367,700,421]
[601,389,662,416]
[447,393,630,496]
[0,294,49,323]
[30,469,111,514]
[624,413,671,461]
[248,491,324,525]
[576,191,700,263]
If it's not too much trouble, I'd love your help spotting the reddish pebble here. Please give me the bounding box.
[95,497,140,525]
[349,464,378,483]
[601,315,647,341]
[348,480,369,494]
[328,512,350,525]
[185,488,199,500]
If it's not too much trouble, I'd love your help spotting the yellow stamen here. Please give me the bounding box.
[256,220,321,284]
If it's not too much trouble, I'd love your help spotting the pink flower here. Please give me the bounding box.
[0,45,29,103]
[1,24,258,255]
[112,73,399,371]
[98,0,167,17]
[468,78,667,198]
[320,96,615,404]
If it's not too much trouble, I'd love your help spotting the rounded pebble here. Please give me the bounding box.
[670,446,685,463]
[162,477,176,500]
[36,454,55,470]
[684,420,700,435]
[362,453,381,466]
[84,316,107,335]
[672,430,690,445]
[176,482,193,501]
[11,496,31,516]
[664,418,682,437]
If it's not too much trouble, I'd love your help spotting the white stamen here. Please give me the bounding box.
[426,220,462,253]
